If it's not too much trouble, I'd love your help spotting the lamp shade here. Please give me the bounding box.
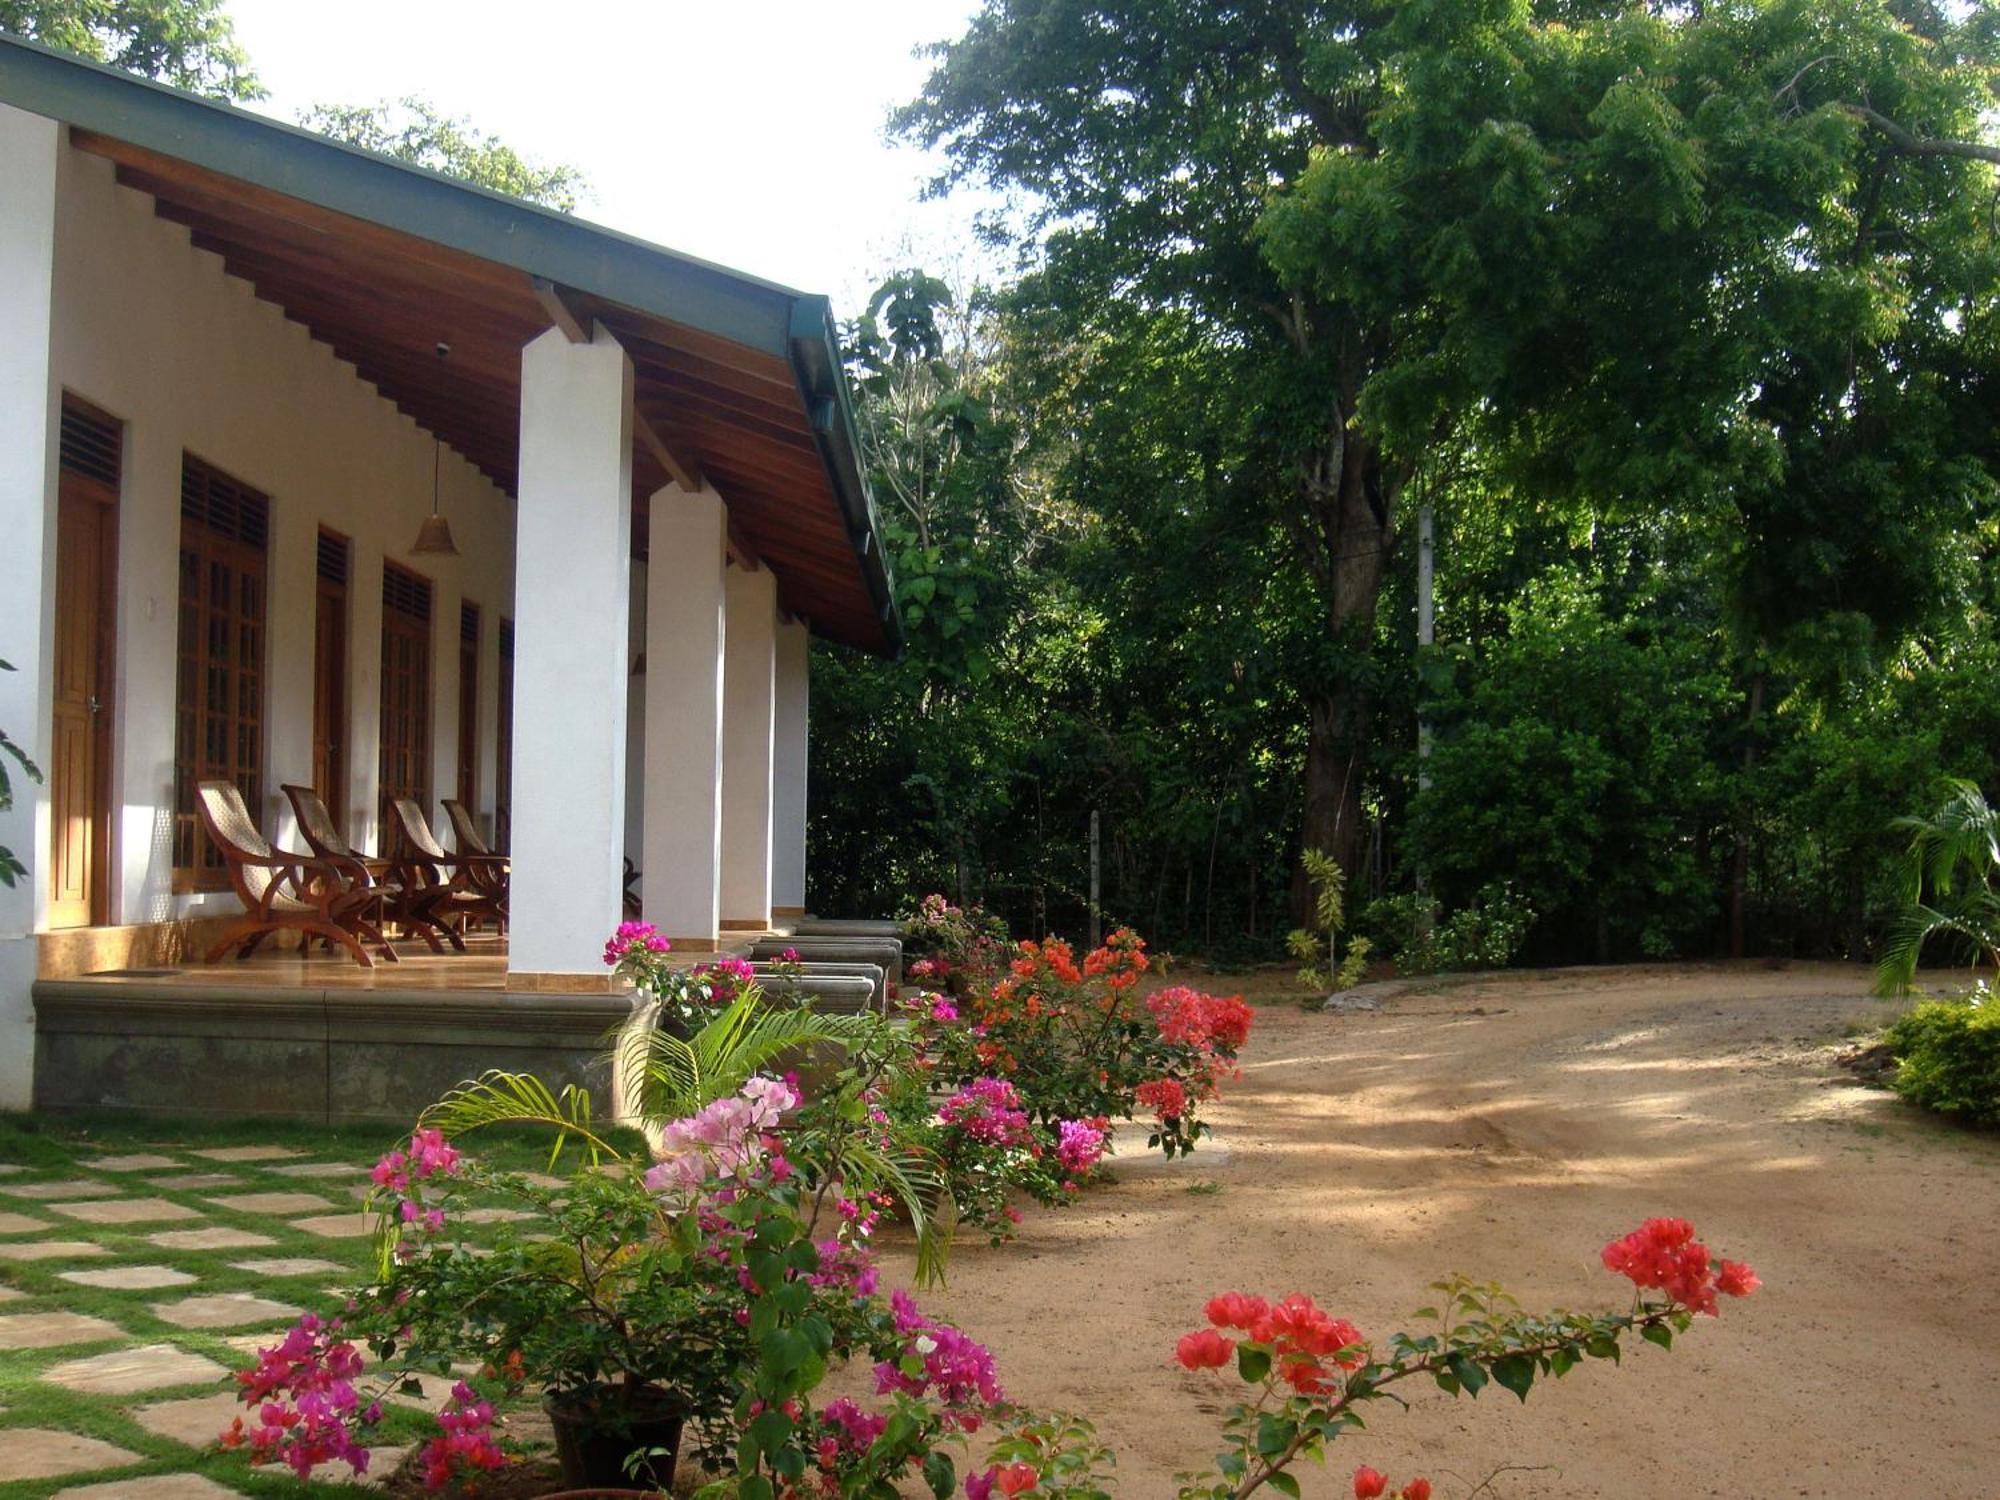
[412,512,459,556]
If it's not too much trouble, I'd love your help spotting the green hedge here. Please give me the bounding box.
[1885,995,2000,1127]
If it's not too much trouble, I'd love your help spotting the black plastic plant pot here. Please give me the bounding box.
[542,1383,685,1492]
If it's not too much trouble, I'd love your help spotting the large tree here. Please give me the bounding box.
[900,0,2000,920]
[0,0,258,97]
[298,98,586,211]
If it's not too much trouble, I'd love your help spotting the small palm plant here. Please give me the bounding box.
[1288,848,1372,994]
[1875,779,2000,996]
[0,658,42,888]
[422,987,958,1282]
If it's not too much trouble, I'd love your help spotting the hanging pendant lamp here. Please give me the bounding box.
[412,435,459,556]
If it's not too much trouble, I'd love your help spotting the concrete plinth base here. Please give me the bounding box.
[32,979,638,1125]
[750,935,902,985]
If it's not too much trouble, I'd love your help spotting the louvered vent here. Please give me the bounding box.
[461,602,479,644]
[317,531,350,586]
[383,564,432,622]
[498,618,514,660]
[181,457,269,549]
[60,400,122,487]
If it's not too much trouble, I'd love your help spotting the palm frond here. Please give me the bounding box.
[835,1134,956,1288]
[417,1069,624,1169]
[620,990,885,1128]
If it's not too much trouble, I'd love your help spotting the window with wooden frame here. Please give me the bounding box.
[379,562,433,833]
[495,617,514,851]
[173,455,270,889]
[313,530,351,825]
[457,600,480,808]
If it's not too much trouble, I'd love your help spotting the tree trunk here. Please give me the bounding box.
[1720,672,1768,964]
[1289,427,1396,926]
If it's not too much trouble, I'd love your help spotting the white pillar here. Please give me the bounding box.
[507,325,633,982]
[719,563,777,931]
[771,617,809,917]
[0,103,61,1107]
[643,485,729,948]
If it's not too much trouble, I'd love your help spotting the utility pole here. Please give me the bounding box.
[1416,501,1436,934]
[1088,809,1102,949]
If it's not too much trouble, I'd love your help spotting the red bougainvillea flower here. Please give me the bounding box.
[1174,1328,1235,1369]
[1717,1259,1761,1298]
[1399,1480,1432,1500]
[994,1462,1039,1495]
[1204,1291,1270,1331]
[1134,1077,1188,1121]
[1354,1466,1388,1499]
[1601,1218,1757,1317]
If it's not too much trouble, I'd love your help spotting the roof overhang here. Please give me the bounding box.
[0,31,900,654]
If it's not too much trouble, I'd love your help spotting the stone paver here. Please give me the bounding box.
[205,1190,339,1214]
[51,1196,204,1225]
[61,1264,200,1290]
[291,1212,374,1239]
[152,1172,241,1189]
[0,1210,50,1234]
[0,1310,126,1348]
[0,1178,123,1200]
[131,1389,242,1446]
[0,1239,110,1262]
[88,1153,184,1172]
[268,1161,366,1179]
[308,1445,407,1488]
[58,1476,245,1500]
[0,1283,26,1299]
[0,1429,141,1483]
[454,1206,534,1224]
[229,1256,344,1277]
[42,1341,230,1395]
[0,1162,24,1174]
[188,1145,304,1162]
[149,1226,274,1251]
[151,1292,303,1329]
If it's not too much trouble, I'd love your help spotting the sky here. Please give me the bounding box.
[224,0,1002,315]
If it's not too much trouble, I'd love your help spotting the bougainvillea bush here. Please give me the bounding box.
[904,892,1014,997]
[961,1216,1759,1499]
[909,926,1254,1161]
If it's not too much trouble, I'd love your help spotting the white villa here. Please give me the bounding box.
[0,35,900,1112]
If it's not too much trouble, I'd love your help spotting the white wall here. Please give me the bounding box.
[771,617,810,913]
[42,139,518,927]
[0,103,63,1107]
[719,563,777,927]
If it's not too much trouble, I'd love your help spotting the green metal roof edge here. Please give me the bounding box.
[789,297,904,653]
[0,29,902,653]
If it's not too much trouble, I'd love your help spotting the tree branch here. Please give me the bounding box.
[1840,102,2000,165]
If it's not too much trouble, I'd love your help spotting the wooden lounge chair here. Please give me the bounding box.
[388,797,507,947]
[441,797,511,929]
[282,781,437,955]
[196,779,397,968]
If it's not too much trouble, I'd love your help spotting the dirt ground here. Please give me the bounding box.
[882,963,2000,1499]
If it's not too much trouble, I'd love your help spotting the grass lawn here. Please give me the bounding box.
[0,1111,643,1499]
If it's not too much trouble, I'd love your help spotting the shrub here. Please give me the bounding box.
[1361,884,1535,975]
[1885,991,2000,1126]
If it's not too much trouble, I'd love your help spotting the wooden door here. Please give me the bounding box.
[379,565,432,837]
[313,532,349,824]
[49,408,120,929]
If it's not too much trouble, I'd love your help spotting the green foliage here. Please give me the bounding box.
[0,0,260,97]
[1286,850,1370,992]
[0,658,42,889]
[1875,781,2000,995]
[1363,883,1535,976]
[296,98,585,209]
[1884,991,2000,1126]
